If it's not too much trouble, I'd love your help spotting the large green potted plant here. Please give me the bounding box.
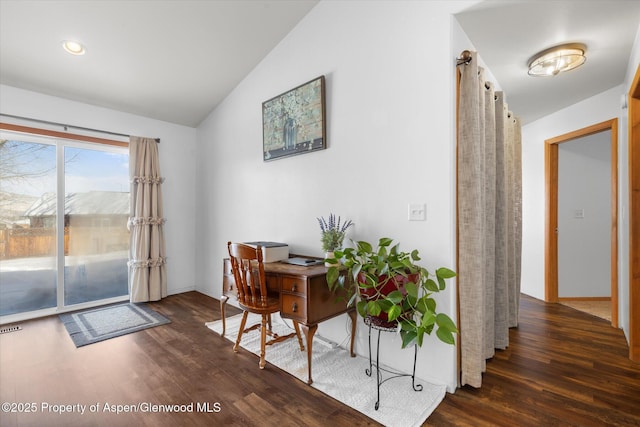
[325,237,458,348]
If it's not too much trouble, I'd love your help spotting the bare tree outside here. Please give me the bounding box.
[0,139,55,224]
[0,138,55,184]
[0,136,130,317]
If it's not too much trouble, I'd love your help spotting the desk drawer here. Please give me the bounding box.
[224,258,233,275]
[223,259,237,297]
[282,276,307,295]
[223,273,236,294]
[281,293,307,320]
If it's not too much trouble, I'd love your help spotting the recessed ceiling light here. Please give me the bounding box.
[528,43,586,77]
[62,40,86,56]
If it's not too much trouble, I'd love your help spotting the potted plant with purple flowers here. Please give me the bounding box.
[317,213,353,266]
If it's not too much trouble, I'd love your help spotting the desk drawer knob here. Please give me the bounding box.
[292,302,298,312]
[291,283,297,292]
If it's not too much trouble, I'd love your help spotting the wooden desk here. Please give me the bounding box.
[220,258,356,385]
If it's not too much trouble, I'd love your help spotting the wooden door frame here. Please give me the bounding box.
[629,65,640,362]
[544,119,618,328]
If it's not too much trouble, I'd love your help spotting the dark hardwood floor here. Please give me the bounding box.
[0,292,638,426]
[428,296,640,427]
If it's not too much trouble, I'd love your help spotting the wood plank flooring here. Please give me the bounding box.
[560,300,611,321]
[428,295,640,426]
[0,292,638,426]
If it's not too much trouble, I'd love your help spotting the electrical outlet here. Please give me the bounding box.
[408,203,426,221]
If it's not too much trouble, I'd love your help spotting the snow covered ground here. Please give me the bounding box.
[0,251,128,316]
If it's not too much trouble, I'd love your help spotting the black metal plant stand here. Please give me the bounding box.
[364,316,423,410]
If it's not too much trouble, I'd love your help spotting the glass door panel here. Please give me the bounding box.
[0,138,57,316]
[64,146,129,305]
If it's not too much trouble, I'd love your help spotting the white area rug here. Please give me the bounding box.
[206,313,445,427]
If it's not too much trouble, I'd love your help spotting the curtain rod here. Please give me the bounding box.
[0,113,160,143]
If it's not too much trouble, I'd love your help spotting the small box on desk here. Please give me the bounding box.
[243,241,289,263]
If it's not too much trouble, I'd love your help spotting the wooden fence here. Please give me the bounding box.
[0,228,60,259]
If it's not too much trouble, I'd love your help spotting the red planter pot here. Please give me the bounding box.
[357,271,419,328]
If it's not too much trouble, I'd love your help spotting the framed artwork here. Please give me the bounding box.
[262,75,326,161]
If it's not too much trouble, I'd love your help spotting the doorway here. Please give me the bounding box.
[544,119,618,327]
[0,131,130,321]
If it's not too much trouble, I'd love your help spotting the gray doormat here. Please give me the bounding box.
[59,302,170,347]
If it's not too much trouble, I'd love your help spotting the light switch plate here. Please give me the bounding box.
[408,203,426,221]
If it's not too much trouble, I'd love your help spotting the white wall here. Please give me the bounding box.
[0,84,198,296]
[196,0,477,392]
[624,24,640,89]
[520,85,625,323]
[558,132,611,298]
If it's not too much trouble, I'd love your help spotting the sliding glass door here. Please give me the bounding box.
[0,136,57,315]
[63,145,129,306]
[0,132,129,319]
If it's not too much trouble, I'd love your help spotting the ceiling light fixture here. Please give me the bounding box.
[527,43,586,77]
[62,40,86,56]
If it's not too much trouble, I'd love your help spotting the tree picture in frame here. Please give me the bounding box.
[262,75,326,161]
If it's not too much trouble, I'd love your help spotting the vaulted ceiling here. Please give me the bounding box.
[0,0,319,127]
[1,1,638,127]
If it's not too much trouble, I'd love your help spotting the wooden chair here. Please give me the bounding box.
[227,242,305,369]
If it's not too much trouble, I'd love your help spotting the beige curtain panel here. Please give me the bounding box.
[128,136,167,302]
[457,51,522,388]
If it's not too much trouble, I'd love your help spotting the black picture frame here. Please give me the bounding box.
[262,75,326,161]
